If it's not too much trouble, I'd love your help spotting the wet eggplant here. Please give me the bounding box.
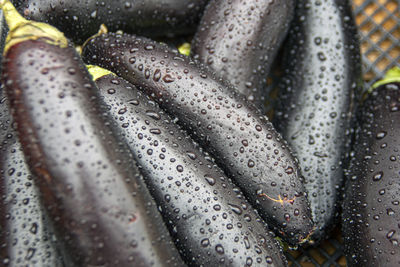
[0,1,184,266]
[191,0,295,109]
[342,70,400,267]
[14,0,209,44]
[82,32,314,246]
[0,9,7,75]
[272,0,362,242]
[90,65,288,266]
[0,94,67,266]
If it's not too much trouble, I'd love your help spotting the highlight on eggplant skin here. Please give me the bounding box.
[272,0,362,242]
[2,34,185,266]
[14,0,209,44]
[0,9,7,75]
[0,96,67,267]
[191,0,295,110]
[342,81,400,267]
[93,70,288,267]
[82,32,314,246]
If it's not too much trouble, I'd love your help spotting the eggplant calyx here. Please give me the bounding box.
[372,66,400,89]
[87,65,115,81]
[82,24,108,50]
[0,0,68,55]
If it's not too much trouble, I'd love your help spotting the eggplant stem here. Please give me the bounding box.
[0,0,68,55]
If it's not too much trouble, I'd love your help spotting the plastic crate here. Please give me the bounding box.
[285,0,399,266]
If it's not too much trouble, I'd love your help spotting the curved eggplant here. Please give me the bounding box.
[0,95,67,266]
[90,66,287,266]
[272,0,362,242]
[14,0,209,44]
[191,0,295,109]
[0,2,184,266]
[342,73,400,266]
[82,33,314,246]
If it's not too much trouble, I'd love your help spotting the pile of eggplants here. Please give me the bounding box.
[1,0,398,265]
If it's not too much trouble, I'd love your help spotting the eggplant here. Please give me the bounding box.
[272,0,362,242]
[89,65,288,266]
[342,70,400,267]
[191,0,295,109]
[14,0,209,44]
[82,33,314,246]
[0,94,68,266]
[0,2,184,266]
[0,9,7,75]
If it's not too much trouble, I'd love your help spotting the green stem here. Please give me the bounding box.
[0,0,28,31]
[0,0,68,54]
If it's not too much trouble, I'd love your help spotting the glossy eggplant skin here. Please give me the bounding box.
[0,9,7,75]
[272,0,362,242]
[82,33,314,246]
[94,72,287,266]
[342,82,400,267]
[1,40,184,266]
[14,0,209,44]
[0,95,67,266]
[191,0,295,109]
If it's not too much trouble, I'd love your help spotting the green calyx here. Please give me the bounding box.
[178,42,191,56]
[86,65,115,81]
[0,0,68,55]
[372,66,400,89]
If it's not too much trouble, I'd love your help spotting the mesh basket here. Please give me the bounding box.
[285,0,399,266]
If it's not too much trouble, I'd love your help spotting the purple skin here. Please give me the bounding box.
[94,72,288,266]
[191,0,295,110]
[15,0,209,44]
[0,96,67,266]
[272,0,362,242]
[2,40,184,267]
[82,33,314,246]
[343,82,400,267]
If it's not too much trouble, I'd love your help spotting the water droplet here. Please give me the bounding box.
[204,175,216,185]
[215,244,224,254]
[146,110,161,120]
[372,171,383,181]
[150,128,161,135]
[163,74,175,83]
[186,152,197,160]
[247,159,255,168]
[376,131,387,139]
[228,204,242,215]
[201,238,210,247]
[387,208,395,216]
[317,52,326,61]
[387,230,396,239]
[176,165,184,172]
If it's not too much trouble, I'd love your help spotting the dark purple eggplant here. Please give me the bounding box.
[82,33,314,246]
[0,95,68,267]
[0,2,184,266]
[14,0,209,44]
[0,9,7,76]
[89,65,288,266]
[191,0,295,109]
[272,0,362,242]
[342,72,400,267]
